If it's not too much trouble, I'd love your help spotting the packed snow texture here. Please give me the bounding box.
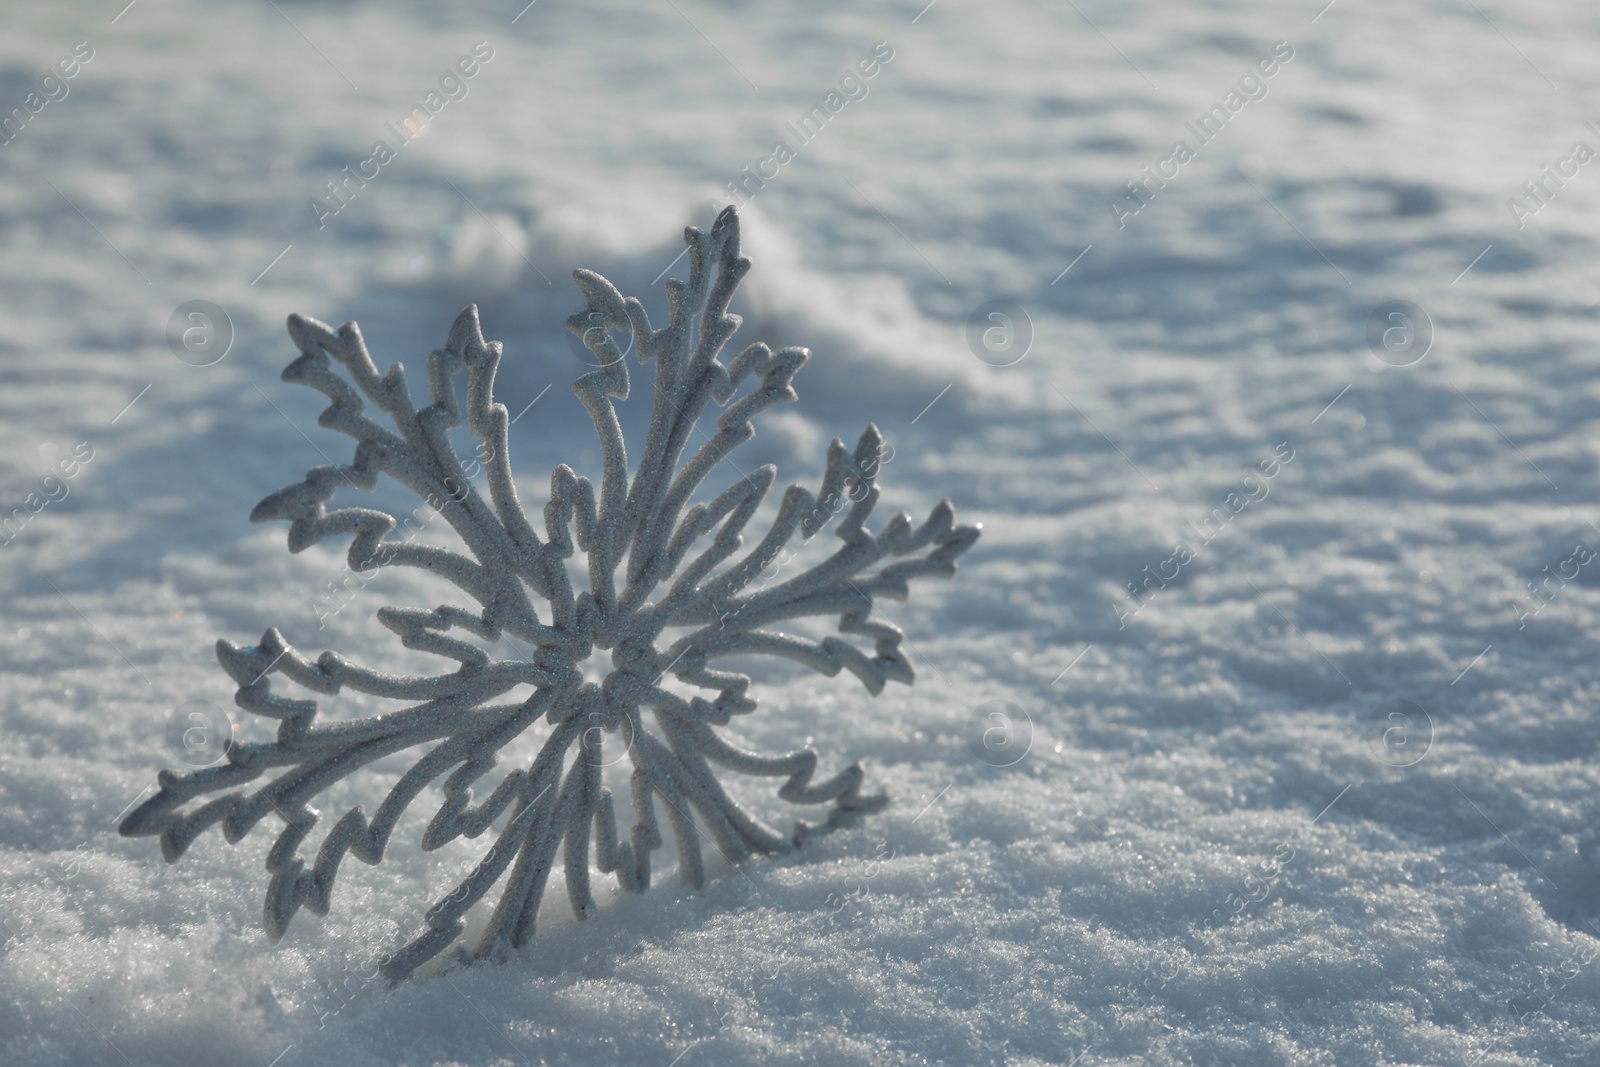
[2,1,1599,1065]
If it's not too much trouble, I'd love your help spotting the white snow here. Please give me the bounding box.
[3,1,1599,1064]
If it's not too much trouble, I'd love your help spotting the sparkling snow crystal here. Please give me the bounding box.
[119,207,980,981]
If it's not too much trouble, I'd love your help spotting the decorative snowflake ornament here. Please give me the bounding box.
[121,207,979,981]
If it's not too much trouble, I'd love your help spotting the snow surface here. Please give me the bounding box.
[3,0,1600,1064]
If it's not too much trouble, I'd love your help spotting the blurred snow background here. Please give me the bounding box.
[3,0,1600,1064]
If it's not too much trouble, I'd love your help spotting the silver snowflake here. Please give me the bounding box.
[121,207,979,981]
